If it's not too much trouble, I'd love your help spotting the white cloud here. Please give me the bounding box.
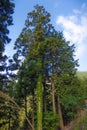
[75,44,86,59]
[56,3,87,62]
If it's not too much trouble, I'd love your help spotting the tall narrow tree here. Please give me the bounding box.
[13,5,79,130]
[13,5,57,130]
[0,1,14,129]
[0,0,14,90]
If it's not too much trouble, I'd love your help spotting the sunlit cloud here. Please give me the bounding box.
[56,3,87,61]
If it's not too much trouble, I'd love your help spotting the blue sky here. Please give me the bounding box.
[6,0,87,71]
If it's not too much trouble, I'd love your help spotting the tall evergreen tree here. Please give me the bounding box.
[13,5,79,130]
[0,0,14,129]
[0,0,14,90]
[43,33,79,129]
[13,5,57,130]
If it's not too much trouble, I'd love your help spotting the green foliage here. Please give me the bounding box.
[0,99,19,130]
[12,4,80,129]
[75,113,87,130]
[0,0,14,47]
[0,1,15,129]
[43,112,60,130]
[1,4,86,130]
[0,0,14,91]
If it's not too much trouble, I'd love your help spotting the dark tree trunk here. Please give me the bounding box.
[52,80,56,113]
[58,94,64,130]
[24,88,27,117]
[43,85,47,112]
[8,111,11,130]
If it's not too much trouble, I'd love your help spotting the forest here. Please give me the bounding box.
[0,1,87,130]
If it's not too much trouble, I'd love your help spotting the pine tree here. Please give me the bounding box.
[0,0,14,90]
[0,1,14,129]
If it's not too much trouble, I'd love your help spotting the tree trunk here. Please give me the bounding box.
[24,89,27,117]
[8,111,11,130]
[43,85,47,112]
[37,74,43,130]
[44,97,47,112]
[58,94,64,130]
[32,96,35,130]
[25,98,27,117]
[52,80,56,113]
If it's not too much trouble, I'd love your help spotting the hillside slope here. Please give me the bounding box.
[76,71,87,79]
